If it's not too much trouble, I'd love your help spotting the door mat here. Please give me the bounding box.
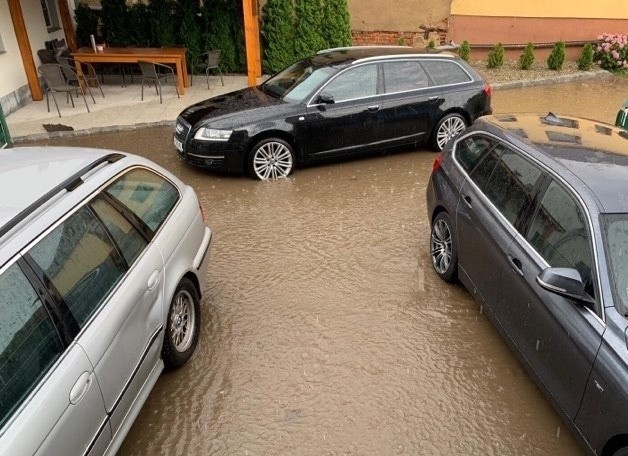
[43,123,74,132]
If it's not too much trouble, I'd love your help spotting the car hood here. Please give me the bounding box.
[179,86,287,127]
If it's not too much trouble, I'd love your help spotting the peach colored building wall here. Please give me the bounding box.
[449,0,628,59]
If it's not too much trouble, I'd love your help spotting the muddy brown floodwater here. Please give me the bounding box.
[25,77,627,455]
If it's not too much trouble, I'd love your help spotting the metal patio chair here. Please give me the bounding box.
[138,60,180,104]
[38,63,90,117]
[192,50,224,89]
[57,56,105,100]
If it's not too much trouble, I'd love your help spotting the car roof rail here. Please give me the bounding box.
[316,45,411,54]
[0,153,125,238]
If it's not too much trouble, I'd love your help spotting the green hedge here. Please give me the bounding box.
[75,0,245,73]
[262,0,352,73]
[76,0,351,75]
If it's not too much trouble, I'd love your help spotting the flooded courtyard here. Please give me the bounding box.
[25,77,627,455]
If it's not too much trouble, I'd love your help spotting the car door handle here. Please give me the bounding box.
[147,270,161,292]
[508,255,524,276]
[462,195,472,208]
[366,105,380,112]
[70,372,93,405]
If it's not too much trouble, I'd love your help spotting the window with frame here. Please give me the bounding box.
[525,181,595,298]
[0,263,63,427]
[455,135,497,173]
[105,169,179,234]
[40,0,60,30]
[28,206,127,328]
[320,64,378,102]
[422,60,472,85]
[90,197,148,266]
[482,148,543,226]
[382,61,429,93]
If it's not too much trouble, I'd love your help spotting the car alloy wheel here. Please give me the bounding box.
[250,138,294,180]
[170,289,196,352]
[430,212,458,282]
[162,278,200,368]
[434,114,467,151]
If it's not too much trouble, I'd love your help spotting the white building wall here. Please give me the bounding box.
[0,0,66,115]
[0,0,27,100]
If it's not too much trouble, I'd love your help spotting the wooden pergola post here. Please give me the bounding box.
[243,0,262,87]
[7,0,42,101]
[58,0,78,51]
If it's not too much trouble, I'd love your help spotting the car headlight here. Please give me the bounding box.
[194,128,233,141]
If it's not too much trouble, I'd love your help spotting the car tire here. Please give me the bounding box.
[248,138,295,180]
[431,113,468,151]
[430,211,458,282]
[162,278,201,369]
[612,447,628,456]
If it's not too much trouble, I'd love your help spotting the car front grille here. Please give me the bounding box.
[174,118,192,157]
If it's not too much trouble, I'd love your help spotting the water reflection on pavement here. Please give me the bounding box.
[27,77,627,455]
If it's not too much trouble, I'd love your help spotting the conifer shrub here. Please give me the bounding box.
[262,0,296,73]
[294,0,325,59]
[322,0,352,49]
[458,40,470,62]
[75,4,101,46]
[427,39,436,50]
[578,43,595,71]
[487,43,505,68]
[518,42,535,70]
[547,41,566,70]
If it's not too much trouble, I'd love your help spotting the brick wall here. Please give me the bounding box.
[351,28,448,48]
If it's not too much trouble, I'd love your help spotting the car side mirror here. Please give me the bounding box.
[316,93,335,104]
[536,267,593,306]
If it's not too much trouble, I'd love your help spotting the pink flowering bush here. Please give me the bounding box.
[595,33,628,72]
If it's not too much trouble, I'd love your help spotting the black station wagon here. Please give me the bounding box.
[174,46,492,180]
[427,113,628,456]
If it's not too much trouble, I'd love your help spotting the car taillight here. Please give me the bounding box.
[432,154,442,172]
[483,83,493,97]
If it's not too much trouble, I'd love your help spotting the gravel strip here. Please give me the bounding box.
[469,60,611,88]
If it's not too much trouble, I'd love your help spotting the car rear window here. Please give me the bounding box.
[105,168,179,234]
[455,135,497,173]
[422,60,472,85]
[28,206,127,328]
[0,263,63,428]
[483,149,543,226]
[383,61,429,92]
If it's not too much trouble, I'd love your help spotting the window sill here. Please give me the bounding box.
[47,26,61,33]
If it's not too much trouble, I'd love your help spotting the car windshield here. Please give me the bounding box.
[602,214,628,314]
[261,59,335,103]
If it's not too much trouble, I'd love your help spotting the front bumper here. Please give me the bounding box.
[174,118,246,174]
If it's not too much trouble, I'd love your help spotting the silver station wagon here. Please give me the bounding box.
[0,147,212,455]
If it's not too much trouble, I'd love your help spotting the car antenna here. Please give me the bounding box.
[544,112,563,125]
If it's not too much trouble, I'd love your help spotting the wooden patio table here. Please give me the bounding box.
[72,47,189,94]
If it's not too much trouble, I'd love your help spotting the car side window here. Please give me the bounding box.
[91,197,148,266]
[0,263,63,427]
[28,206,127,328]
[105,169,179,234]
[455,135,497,173]
[422,60,472,85]
[383,61,429,92]
[320,64,378,102]
[483,148,543,226]
[526,181,595,298]
[469,143,506,190]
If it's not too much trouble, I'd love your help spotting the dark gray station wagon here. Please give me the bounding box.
[427,113,628,455]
